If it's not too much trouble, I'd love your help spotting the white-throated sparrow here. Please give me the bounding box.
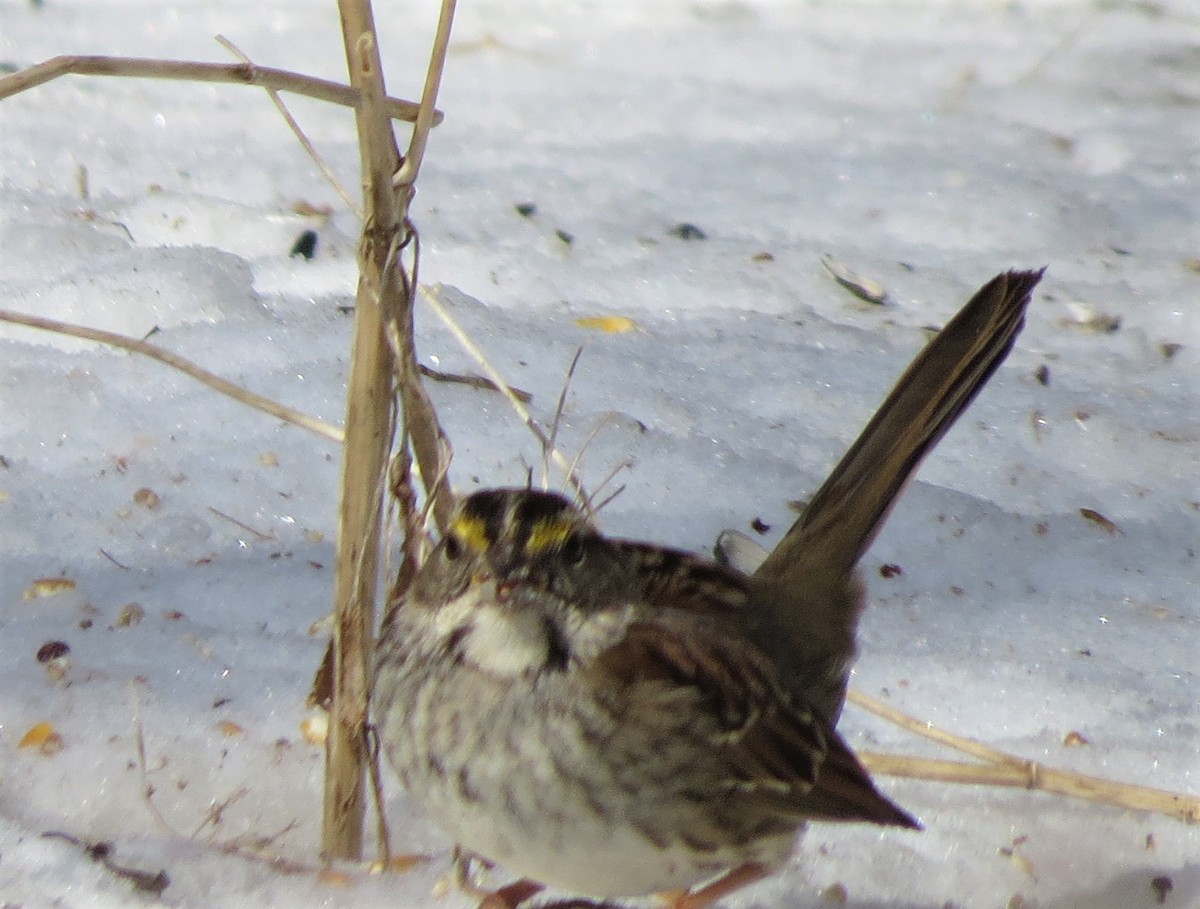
[374,269,1044,908]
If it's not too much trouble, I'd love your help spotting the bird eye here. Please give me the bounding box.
[443,533,463,561]
[560,531,586,566]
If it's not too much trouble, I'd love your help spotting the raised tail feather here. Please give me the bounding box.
[748,269,1044,722]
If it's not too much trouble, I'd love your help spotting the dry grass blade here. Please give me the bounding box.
[214,36,360,215]
[386,231,455,534]
[847,688,1011,766]
[418,284,590,501]
[394,0,458,187]
[560,411,637,516]
[544,346,584,490]
[0,308,343,443]
[858,753,1200,823]
[0,55,439,125]
[848,689,1200,823]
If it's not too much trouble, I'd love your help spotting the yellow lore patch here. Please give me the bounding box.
[450,514,491,554]
[526,516,576,553]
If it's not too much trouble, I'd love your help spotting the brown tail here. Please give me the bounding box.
[749,269,1043,721]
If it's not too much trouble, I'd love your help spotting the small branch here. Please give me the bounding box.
[418,362,532,402]
[132,684,179,838]
[191,789,250,839]
[0,309,343,444]
[0,55,441,125]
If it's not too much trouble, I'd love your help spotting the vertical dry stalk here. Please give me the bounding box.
[324,0,456,861]
[323,0,404,862]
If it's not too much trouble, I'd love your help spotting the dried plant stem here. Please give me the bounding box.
[848,689,1200,824]
[386,234,454,535]
[0,55,438,125]
[0,308,343,443]
[323,0,403,863]
[324,0,457,862]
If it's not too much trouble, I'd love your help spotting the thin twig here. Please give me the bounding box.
[394,0,458,188]
[0,309,343,444]
[133,687,318,873]
[191,789,250,839]
[206,507,274,541]
[99,548,132,570]
[131,684,179,838]
[418,362,532,402]
[590,482,628,515]
[544,346,583,490]
[585,459,633,513]
[214,36,360,216]
[859,751,1200,824]
[0,55,440,125]
[365,726,393,867]
[418,284,588,500]
[560,411,636,515]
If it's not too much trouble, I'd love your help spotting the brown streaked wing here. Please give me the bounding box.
[750,718,921,828]
[591,620,918,829]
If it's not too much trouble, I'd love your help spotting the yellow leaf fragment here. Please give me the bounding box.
[19,722,55,747]
[19,722,64,754]
[218,720,244,737]
[23,578,76,600]
[575,316,639,333]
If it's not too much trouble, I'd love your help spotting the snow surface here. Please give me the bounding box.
[1,1,1198,907]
